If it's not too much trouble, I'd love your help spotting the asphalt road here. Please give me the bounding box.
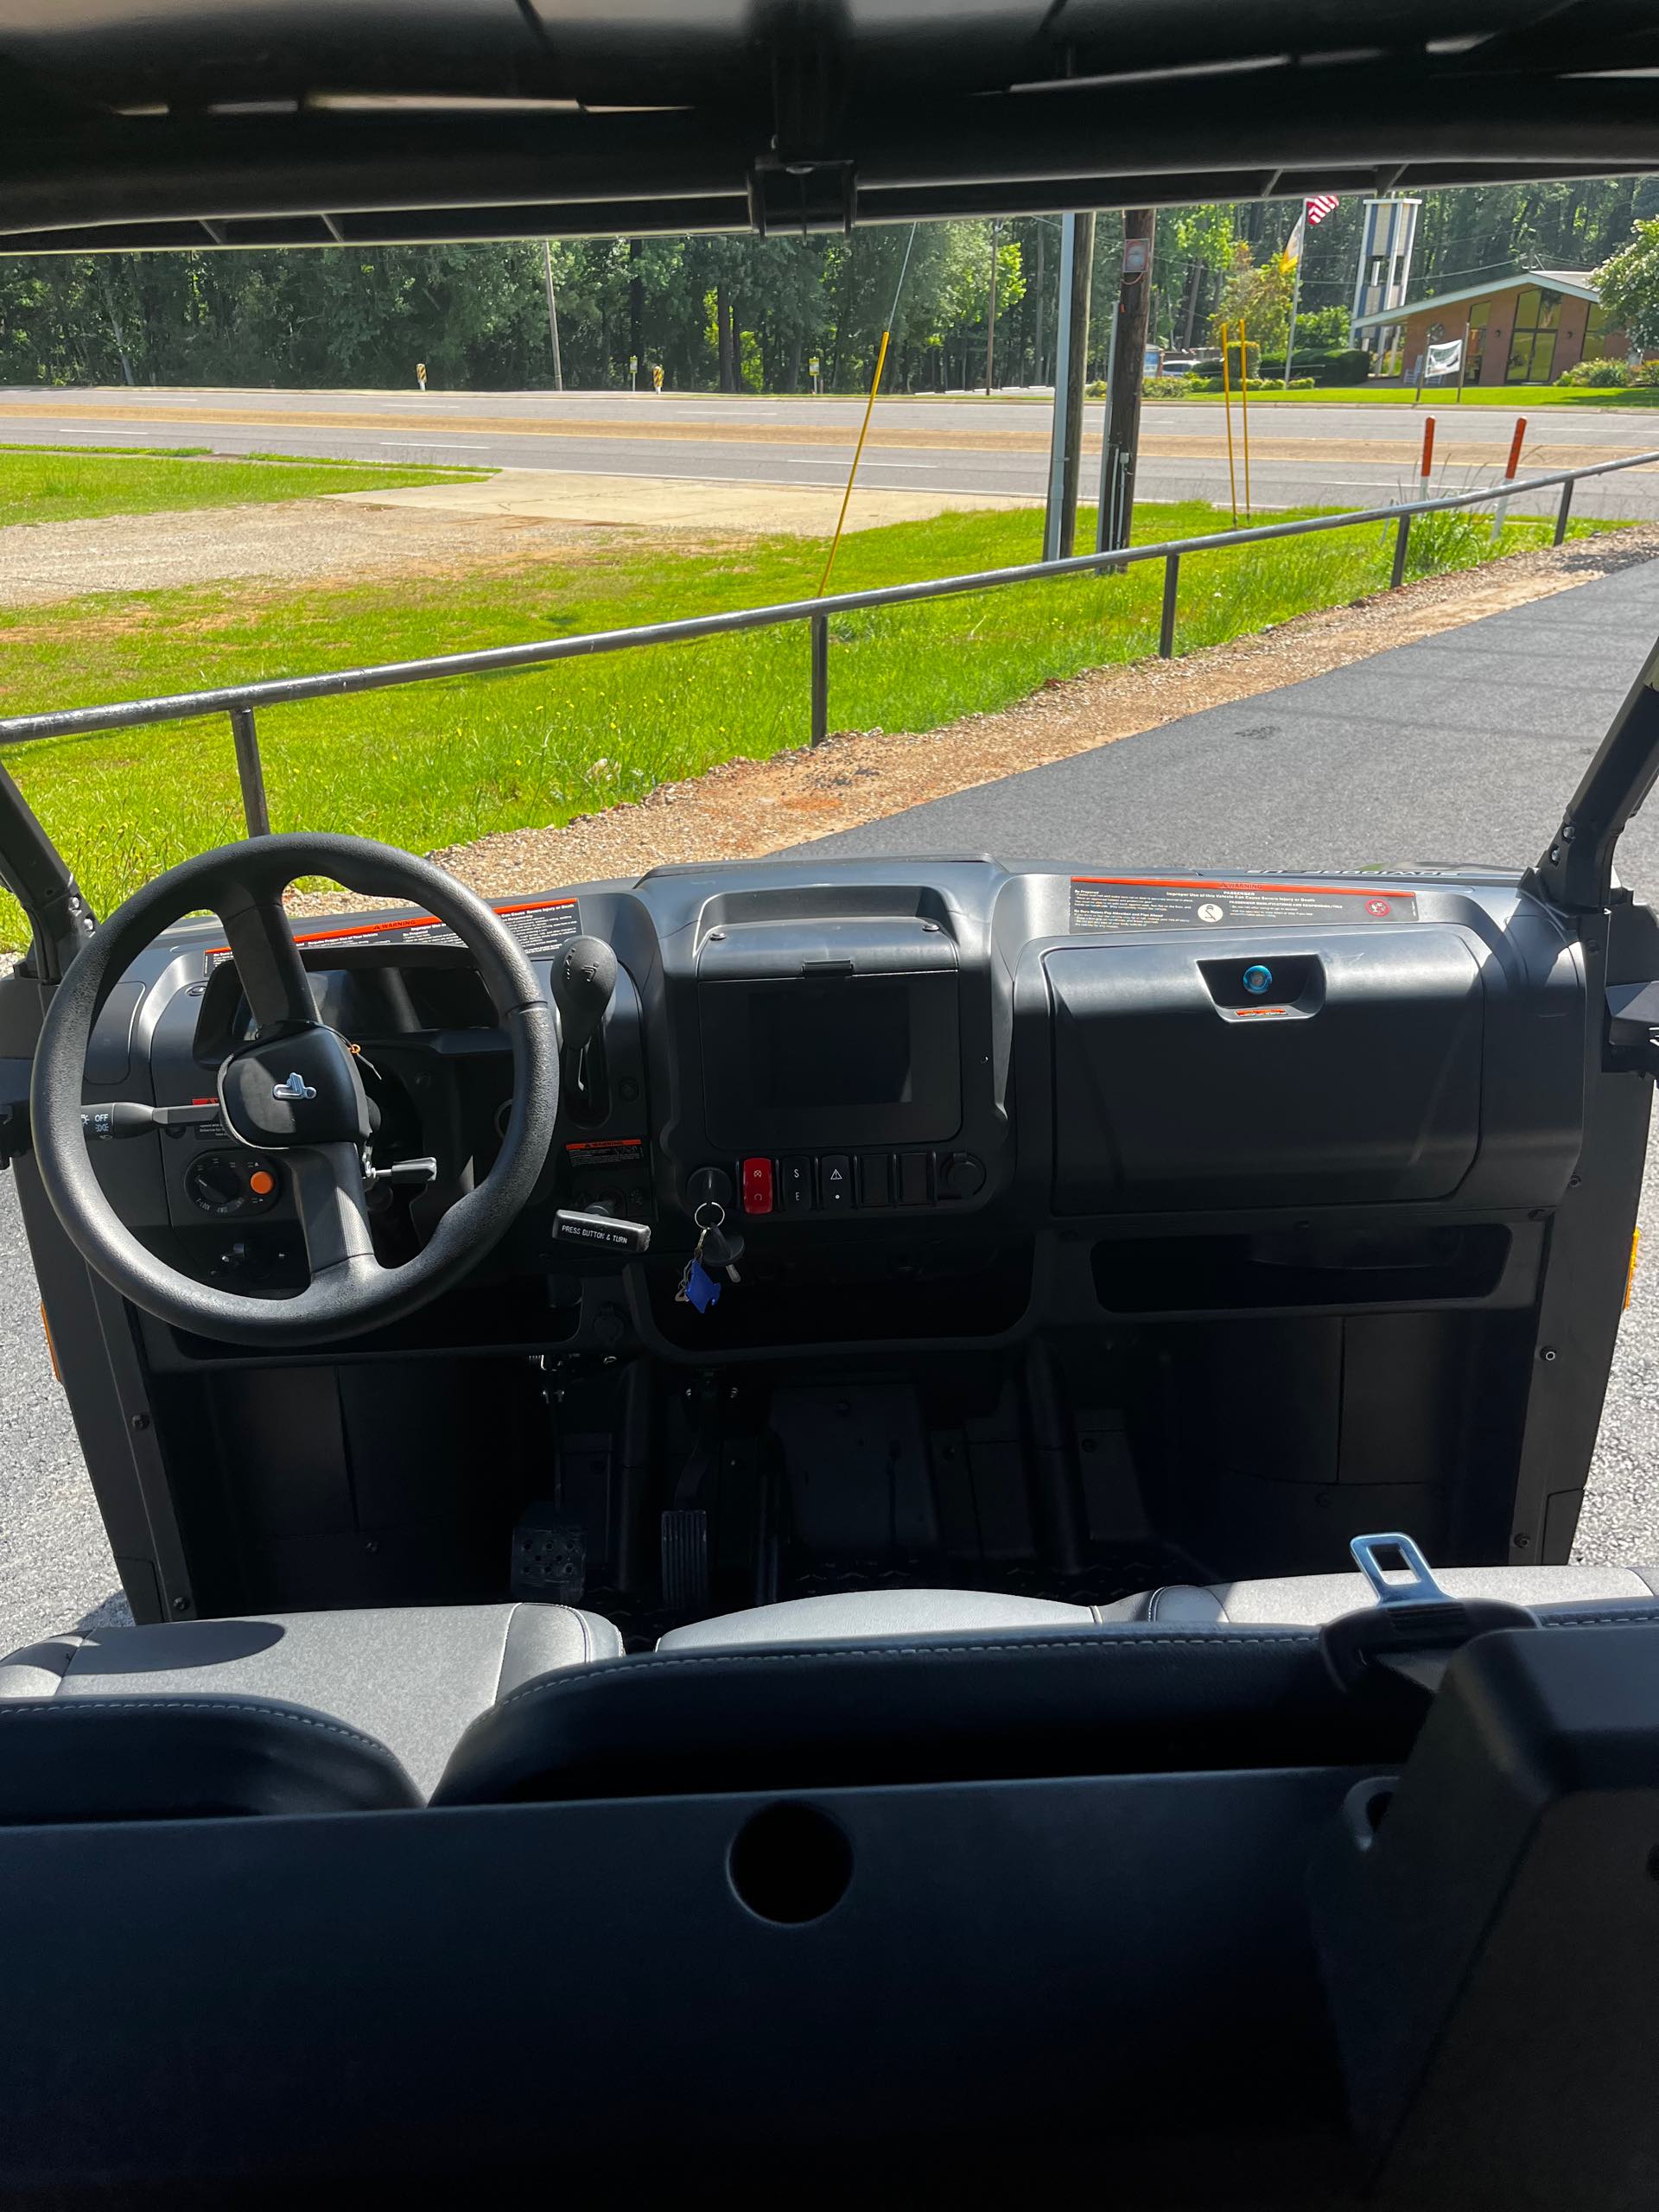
[4,550,1659,1641]
[4,385,1659,522]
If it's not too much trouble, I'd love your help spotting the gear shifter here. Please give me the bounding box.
[552,934,618,1122]
[555,936,618,1056]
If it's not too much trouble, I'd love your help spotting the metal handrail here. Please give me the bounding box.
[2,444,1654,839]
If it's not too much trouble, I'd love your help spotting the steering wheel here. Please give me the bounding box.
[30,833,559,1347]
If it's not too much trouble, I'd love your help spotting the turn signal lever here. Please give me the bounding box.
[551,934,618,1123]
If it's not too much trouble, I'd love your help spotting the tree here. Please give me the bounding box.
[1208,242,1294,358]
[1593,218,1659,354]
[1169,204,1235,344]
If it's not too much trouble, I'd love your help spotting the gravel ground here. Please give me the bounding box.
[0,497,602,606]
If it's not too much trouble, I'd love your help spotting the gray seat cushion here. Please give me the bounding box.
[1117,1562,1659,1628]
[0,1601,623,1796]
[657,1587,1106,1651]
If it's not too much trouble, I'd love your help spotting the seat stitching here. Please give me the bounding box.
[495,1629,1322,1712]
[0,1699,393,1753]
[1538,1608,1659,1628]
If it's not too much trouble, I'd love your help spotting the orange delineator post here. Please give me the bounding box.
[1420,416,1435,483]
[1491,416,1529,543]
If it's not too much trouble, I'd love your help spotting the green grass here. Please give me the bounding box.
[0,496,1619,947]
[0,444,492,528]
[1151,384,1659,407]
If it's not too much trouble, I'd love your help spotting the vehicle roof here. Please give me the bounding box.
[0,1,1656,254]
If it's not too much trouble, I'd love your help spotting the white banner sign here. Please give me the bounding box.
[1425,339,1464,379]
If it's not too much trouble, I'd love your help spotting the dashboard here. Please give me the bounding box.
[75,856,1593,1369]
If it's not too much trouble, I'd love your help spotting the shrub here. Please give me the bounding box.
[1556,358,1631,388]
[1630,359,1659,387]
[1288,376,1315,389]
[1320,348,1373,385]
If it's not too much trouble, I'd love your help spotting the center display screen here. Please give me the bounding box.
[748,982,913,1110]
[701,971,962,1150]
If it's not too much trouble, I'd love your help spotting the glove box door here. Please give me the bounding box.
[1046,930,1484,1213]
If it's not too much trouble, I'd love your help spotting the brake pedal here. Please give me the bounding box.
[512,1503,587,1603]
[660,1508,710,1613]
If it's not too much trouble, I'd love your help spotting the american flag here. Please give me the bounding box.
[1306,193,1340,225]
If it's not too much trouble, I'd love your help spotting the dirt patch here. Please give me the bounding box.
[0,497,642,607]
[283,527,1659,915]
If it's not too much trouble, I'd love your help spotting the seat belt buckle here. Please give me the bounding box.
[1321,1532,1536,1698]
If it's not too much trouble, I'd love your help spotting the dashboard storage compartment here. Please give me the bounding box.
[1046,930,1484,1214]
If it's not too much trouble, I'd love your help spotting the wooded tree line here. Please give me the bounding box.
[1,176,1655,393]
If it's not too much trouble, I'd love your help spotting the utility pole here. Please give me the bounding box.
[1099,208,1156,553]
[628,238,644,390]
[540,238,564,392]
[1042,212,1095,563]
[986,219,999,397]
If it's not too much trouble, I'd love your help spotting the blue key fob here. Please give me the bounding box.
[683,1257,722,1313]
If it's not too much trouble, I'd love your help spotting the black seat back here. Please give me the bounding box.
[434,1625,1421,1805]
[0,1695,421,1821]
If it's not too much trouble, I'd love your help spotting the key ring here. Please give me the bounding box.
[694,1199,726,1231]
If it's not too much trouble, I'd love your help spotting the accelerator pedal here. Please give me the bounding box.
[660,1510,711,1614]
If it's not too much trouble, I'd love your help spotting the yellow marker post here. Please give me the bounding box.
[818,327,892,597]
[1238,317,1252,521]
[1218,321,1239,528]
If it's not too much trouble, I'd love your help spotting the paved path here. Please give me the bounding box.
[3,385,1657,524]
[5,559,1659,1642]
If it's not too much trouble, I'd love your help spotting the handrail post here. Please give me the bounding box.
[1554,479,1576,547]
[1390,512,1412,590]
[1159,553,1179,658]
[810,613,829,747]
[229,705,271,837]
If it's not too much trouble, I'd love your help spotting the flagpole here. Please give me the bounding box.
[1284,202,1306,389]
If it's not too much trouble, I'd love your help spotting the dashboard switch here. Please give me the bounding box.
[896,1152,933,1207]
[741,1156,774,1214]
[818,1154,853,1211]
[780,1157,814,1212]
[859,1154,893,1208]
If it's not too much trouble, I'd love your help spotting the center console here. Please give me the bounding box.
[650,881,1010,1233]
[695,905,981,1217]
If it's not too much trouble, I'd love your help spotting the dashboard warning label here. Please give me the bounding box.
[1069,877,1418,933]
[208,897,580,966]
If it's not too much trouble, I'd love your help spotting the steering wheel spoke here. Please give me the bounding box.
[214,888,315,1033]
[288,1141,382,1281]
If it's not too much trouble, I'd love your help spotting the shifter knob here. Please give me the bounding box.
[554,935,618,1055]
